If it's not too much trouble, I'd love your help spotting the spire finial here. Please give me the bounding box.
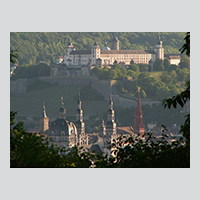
[78,88,80,98]
[61,96,64,107]
[157,32,161,43]
[42,102,47,118]
[94,38,98,46]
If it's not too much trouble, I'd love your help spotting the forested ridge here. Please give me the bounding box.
[10,32,186,65]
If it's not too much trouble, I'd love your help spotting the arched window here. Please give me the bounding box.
[61,131,65,136]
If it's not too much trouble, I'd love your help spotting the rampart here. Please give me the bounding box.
[10,76,160,108]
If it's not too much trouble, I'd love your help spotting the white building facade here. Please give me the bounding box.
[62,36,165,67]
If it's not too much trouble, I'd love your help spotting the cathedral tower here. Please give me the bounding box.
[40,103,49,132]
[106,92,117,135]
[59,97,66,119]
[134,87,145,137]
[75,91,87,145]
[100,116,106,136]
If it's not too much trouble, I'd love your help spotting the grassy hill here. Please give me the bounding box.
[10,84,108,129]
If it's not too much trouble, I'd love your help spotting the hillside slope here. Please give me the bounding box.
[10,32,186,65]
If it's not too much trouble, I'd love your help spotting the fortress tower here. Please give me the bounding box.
[134,87,145,137]
[111,35,119,50]
[154,33,164,60]
[91,39,101,65]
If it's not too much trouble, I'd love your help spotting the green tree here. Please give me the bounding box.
[10,111,94,168]
[179,55,190,69]
[153,58,165,71]
[160,72,171,84]
[163,58,170,70]
[109,69,118,80]
[176,68,189,81]
[156,85,171,99]
[138,64,149,72]
[10,50,19,64]
[129,63,140,73]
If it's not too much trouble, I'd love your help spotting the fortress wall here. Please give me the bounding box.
[39,76,92,86]
[90,77,111,101]
[112,94,137,108]
[10,76,160,108]
[10,79,35,94]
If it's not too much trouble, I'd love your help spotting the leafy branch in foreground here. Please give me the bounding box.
[95,132,189,168]
[162,80,190,109]
[179,32,190,57]
[10,111,95,168]
[10,50,19,64]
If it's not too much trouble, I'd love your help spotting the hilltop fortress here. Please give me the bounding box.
[51,35,180,77]
[63,35,164,66]
[11,35,180,108]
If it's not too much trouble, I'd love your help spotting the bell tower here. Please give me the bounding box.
[63,38,75,65]
[106,92,117,135]
[91,39,101,65]
[111,35,119,50]
[75,91,87,145]
[40,103,49,132]
[59,97,66,119]
[100,116,106,136]
[134,87,145,137]
[154,33,164,60]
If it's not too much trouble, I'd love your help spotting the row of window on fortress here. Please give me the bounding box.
[74,54,151,58]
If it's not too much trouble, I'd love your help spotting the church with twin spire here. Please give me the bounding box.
[40,88,145,151]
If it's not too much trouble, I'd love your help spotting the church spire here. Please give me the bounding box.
[76,91,83,122]
[75,91,86,145]
[40,102,49,132]
[134,87,145,137]
[59,97,66,119]
[42,102,47,118]
[106,91,116,135]
[109,90,113,109]
[100,116,106,136]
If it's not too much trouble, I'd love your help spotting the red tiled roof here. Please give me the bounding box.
[117,126,134,135]
[101,50,153,54]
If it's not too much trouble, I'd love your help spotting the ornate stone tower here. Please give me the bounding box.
[100,116,106,136]
[40,103,49,132]
[63,38,75,65]
[91,39,101,65]
[154,33,164,60]
[111,35,119,50]
[134,87,145,137]
[75,91,87,145]
[59,97,66,119]
[106,93,117,136]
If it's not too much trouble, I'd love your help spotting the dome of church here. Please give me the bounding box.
[102,42,111,50]
[50,118,77,136]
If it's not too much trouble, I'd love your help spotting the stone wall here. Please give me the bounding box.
[10,76,160,108]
